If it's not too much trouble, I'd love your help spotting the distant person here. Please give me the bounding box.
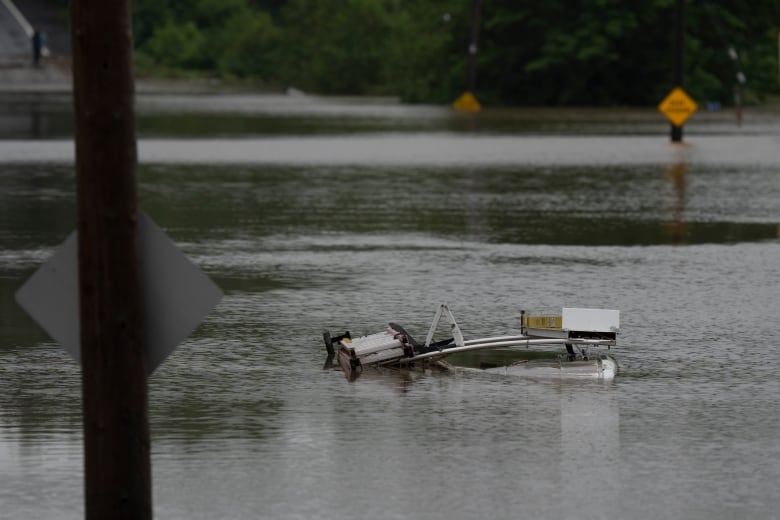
[32,29,42,66]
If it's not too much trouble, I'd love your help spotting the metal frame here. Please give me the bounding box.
[424,303,465,348]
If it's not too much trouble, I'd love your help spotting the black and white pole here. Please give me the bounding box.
[728,46,746,127]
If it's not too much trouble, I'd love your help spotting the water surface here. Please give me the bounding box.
[1,95,779,519]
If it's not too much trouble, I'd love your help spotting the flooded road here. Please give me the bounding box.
[2,134,780,168]
[1,94,779,519]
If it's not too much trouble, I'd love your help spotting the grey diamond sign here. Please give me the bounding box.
[15,212,223,374]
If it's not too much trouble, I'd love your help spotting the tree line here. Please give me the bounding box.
[128,0,780,106]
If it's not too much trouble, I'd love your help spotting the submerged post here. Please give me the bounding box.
[70,0,151,518]
[671,0,685,142]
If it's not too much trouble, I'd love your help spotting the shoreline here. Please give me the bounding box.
[1,59,778,113]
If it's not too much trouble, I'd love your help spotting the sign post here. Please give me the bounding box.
[670,0,685,142]
[453,0,483,113]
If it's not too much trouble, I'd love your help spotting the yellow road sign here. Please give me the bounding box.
[658,87,698,127]
[453,91,481,112]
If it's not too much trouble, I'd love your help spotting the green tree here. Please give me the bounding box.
[216,11,281,78]
[140,20,205,69]
[384,1,469,103]
[686,1,780,103]
[476,0,678,105]
[275,0,395,95]
[128,0,780,104]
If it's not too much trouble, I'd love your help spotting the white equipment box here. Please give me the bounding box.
[562,308,620,334]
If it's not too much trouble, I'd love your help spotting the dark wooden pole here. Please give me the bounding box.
[671,0,685,142]
[70,0,151,518]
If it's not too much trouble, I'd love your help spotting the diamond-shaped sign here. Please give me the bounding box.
[453,91,481,112]
[15,212,223,374]
[658,87,698,127]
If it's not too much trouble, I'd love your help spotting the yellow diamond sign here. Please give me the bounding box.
[658,87,698,127]
[453,91,481,112]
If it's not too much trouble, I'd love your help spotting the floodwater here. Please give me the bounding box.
[1,92,779,519]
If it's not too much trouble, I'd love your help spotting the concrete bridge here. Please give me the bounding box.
[0,0,70,91]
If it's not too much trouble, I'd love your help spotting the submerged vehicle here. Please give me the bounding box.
[323,304,620,381]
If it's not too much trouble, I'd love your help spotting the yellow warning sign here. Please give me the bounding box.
[523,315,563,330]
[658,87,698,127]
[453,91,481,112]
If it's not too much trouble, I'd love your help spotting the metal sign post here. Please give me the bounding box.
[453,0,483,113]
[671,0,685,142]
[465,0,483,95]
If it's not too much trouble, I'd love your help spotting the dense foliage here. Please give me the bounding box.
[130,0,780,106]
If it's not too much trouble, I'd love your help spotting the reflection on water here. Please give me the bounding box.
[560,388,620,514]
[664,162,688,244]
[1,162,776,254]
[139,161,776,246]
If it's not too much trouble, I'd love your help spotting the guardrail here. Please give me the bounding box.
[1,0,33,36]
[1,0,51,56]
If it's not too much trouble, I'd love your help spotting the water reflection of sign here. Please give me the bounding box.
[453,91,481,112]
[664,162,688,244]
[658,87,698,127]
[560,388,620,513]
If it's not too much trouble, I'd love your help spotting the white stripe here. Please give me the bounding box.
[1,0,34,37]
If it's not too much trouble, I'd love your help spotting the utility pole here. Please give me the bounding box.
[466,0,483,93]
[70,0,151,518]
[671,0,685,142]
